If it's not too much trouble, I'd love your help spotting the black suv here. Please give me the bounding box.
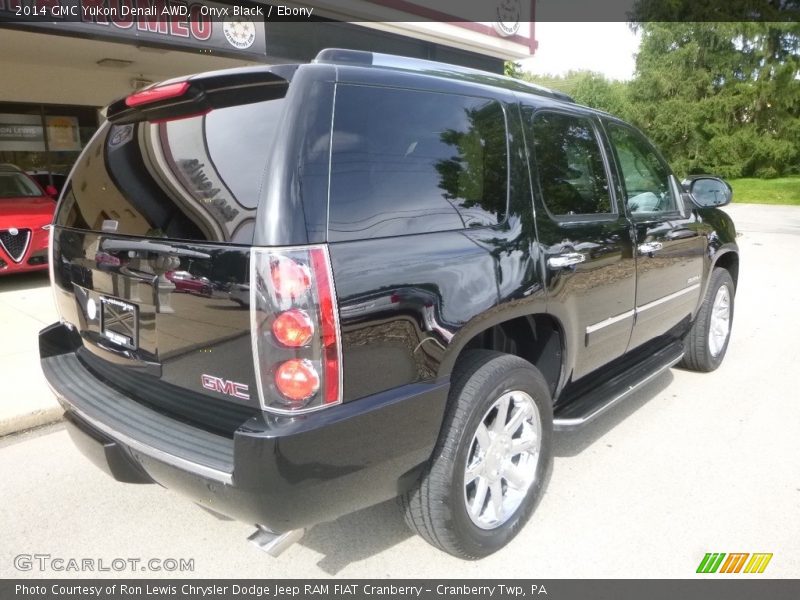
[40,49,738,559]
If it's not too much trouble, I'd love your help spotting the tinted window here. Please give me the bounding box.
[57,97,285,243]
[205,100,286,210]
[531,112,612,217]
[329,85,508,241]
[607,123,678,216]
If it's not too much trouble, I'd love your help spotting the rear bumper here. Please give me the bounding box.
[40,322,449,532]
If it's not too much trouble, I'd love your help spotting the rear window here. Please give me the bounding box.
[328,85,508,242]
[56,97,285,244]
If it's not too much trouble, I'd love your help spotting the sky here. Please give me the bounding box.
[520,22,642,81]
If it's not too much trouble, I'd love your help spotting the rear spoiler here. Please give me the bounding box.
[106,65,298,124]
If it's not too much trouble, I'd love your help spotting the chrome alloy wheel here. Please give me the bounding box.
[708,284,731,358]
[463,390,542,529]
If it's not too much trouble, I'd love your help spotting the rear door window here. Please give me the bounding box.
[328,85,508,241]
[529,111,614,218]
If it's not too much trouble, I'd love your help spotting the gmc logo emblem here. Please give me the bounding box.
[201,374,250,400]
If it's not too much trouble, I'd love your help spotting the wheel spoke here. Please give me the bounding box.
[474,423,490,451]
[502,464,528,490]
[504,403,530,435]
[489,480,504,518]
[465,460,483,485]
[492,395,511,434]
[510,435,538,456]
[469,477,489,517]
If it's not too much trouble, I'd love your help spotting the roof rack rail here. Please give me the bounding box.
[313,48,574,103]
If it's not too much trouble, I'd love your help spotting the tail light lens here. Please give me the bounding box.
[272,309,314,347]
[270,256,311,300]
[275,359,320,402]
[251,245,342,414]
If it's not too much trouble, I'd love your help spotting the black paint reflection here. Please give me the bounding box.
[329,86,508,241]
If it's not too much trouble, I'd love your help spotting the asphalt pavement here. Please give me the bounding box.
[0,203,798,578]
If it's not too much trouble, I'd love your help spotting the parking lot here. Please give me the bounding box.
[0,203,798,578]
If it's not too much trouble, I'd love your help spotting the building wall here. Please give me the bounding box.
[0,29,256,107]
[266,21,504,72]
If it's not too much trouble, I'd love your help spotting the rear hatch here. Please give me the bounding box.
[50,66,296,435]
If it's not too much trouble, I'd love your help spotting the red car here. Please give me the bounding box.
[0,165,56,275]
[165,270,213,296]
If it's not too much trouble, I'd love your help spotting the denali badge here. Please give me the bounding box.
[201,374,250,400]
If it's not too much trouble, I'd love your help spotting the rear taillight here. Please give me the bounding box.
[270,256,311,300]
[251,245,342,414]
[275,359,320,402]
[272,309,314,347]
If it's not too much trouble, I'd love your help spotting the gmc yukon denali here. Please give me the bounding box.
[39,49,739,559]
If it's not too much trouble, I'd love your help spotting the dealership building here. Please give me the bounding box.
[0,0,535,185]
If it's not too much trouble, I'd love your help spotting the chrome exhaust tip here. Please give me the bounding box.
[247,525,305,557]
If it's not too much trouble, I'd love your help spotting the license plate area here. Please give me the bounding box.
[100,297,139,350]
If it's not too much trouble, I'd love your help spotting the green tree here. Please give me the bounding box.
[514,70,634,122]
[628,21,800,178]
[504,60,523,79]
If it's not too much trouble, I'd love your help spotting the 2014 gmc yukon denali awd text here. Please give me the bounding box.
[39,49,739,559]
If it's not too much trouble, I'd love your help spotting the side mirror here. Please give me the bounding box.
[45,185,58,198]
[682,176,732,208]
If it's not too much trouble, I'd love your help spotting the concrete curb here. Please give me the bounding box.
[0,407,64,438]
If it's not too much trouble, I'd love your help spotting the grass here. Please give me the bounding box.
[728,176,800,205]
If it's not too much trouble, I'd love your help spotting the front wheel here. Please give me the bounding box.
[680,268,735,372]
[401,351,553,559]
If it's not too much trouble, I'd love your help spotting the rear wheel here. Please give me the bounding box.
[401,351,553,559]
[680,268,735,372]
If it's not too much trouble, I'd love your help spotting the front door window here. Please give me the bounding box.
[607,123,679,217]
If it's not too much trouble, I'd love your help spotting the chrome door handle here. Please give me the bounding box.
[638,241,663,255]
[547,252,586,269]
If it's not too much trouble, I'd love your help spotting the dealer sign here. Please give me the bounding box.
[0,0,267,59]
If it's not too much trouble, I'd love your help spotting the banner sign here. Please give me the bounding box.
[0,114,46,151]
[0,0,267,59]
[45,116,82,152]
[0,114,82,152]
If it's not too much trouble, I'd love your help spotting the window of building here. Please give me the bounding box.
[329,85,508,241]
[0,103,99,194]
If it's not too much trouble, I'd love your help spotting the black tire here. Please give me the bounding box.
[680,268,735,372]
[400,350,553,559]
